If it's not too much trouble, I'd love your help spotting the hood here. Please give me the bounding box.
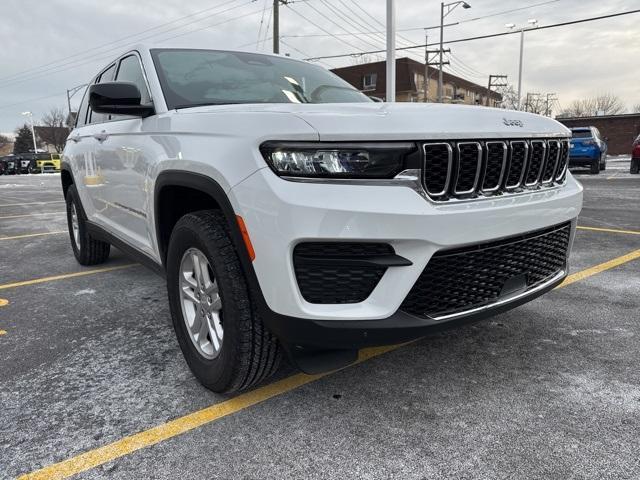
[179,102,570,141]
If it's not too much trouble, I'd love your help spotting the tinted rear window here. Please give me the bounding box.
[571,130,592,139]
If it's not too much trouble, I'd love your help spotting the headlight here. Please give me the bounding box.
[260,142,416,178]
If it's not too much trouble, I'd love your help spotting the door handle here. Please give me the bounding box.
[92,130,109,142]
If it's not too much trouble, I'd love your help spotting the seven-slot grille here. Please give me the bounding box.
[400,222,571,319]
[423,138,569,201]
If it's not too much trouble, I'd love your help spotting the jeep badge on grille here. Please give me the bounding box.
[503,118,524,127]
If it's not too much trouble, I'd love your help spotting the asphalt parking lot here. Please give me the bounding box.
[1,157,639,480]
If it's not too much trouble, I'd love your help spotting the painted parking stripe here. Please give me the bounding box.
[577,225,640,236]
[0,212,65,220]
[557,249,640,289]
[0,330,6,336]
[0,299,8,307]
[0,264,138,291]
[0,200,65,207]
[17,249,640,480]
[0,231,66,241]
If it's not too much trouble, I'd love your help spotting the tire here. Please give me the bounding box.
[590,160,600,174]
[599,154,606,171]
[65,185,111,265]
[631,159,640,174]
[166,210,281,393]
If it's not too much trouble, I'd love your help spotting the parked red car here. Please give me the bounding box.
[632,134,640,174]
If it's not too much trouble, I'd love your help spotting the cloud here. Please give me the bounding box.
[0,0,637,132]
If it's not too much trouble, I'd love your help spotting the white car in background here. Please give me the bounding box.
[61,45,583,393]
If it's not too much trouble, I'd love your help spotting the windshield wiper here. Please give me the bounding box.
[173,101,248,109]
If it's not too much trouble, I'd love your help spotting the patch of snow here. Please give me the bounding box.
[74,289,96,296]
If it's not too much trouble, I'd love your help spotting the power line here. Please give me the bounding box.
[0,1,260,90]
[305,9,640,60]
[0,0,247,84]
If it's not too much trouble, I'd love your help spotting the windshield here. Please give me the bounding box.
[571,129,592,139]
[151,49,371,109]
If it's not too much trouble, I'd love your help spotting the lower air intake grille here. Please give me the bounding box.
[293,242,393,304]
[400,222,571,318]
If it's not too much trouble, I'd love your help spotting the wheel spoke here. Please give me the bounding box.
[210,293,222,311]
[191,252,203,286]
[212,312,224,341]
[208,316,220,351]
[204,279,219,296]
[182,286,198,305]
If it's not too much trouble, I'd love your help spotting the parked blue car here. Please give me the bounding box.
[569,127,608,174]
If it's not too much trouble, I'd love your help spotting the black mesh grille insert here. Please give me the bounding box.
[506,141,528,188]
[293,242,393,304]
[482,142,506,191]
[542,140,559,183]
[556,140,569,181]
[455,143,481,193]
[423,143,451,196]
[400,223,571,318]
[525,141,546,185]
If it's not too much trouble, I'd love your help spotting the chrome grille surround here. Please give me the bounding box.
[481,141,508,193]
[505,140,529,190]
[422,138,570,201]
[453,142,482,195]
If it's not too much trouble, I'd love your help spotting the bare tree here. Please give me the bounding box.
[632,103,640,114]
[38,106,70,152]
[495,84,521,110]
[559,93,626,117]
[0,133,11,147]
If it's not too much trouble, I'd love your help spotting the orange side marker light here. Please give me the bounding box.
[236,215,256,262]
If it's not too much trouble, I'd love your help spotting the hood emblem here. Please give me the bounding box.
[503,118,524,127]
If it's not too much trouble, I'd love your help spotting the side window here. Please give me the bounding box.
[116,55,151,104]
[75,86,90,128]
[88,64,116,124]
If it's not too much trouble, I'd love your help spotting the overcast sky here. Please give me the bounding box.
[1,0,638,135]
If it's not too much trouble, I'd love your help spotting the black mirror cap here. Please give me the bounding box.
[89,82,154,118]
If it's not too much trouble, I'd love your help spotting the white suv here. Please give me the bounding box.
[62,46,583,392]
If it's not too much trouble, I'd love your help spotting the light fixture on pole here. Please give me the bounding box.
[506,19,538,110]
[438,1,471,103]
[21,111,38,153]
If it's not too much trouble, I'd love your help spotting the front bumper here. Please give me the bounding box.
[231,167,583,325]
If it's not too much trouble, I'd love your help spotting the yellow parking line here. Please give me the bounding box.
[0,330,6,336]
[0,299,8,307]
[577,225,640,236]
[0,231,66,241]
[0,212,65,220]
[17,249,640,480]
[19,344,401,480]
[0,200,65,207]
[558,249,640,289]
[0,264,138,291]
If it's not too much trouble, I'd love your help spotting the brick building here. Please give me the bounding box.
[331,57,502,106]
[557,113,640,155]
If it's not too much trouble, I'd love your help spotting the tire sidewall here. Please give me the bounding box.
[65,185,85,260]
[166,219,246,390]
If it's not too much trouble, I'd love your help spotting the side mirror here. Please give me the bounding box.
[370,96,384,103]
[89,82,154,118]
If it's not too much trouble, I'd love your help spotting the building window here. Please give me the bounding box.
[362,73,377,91]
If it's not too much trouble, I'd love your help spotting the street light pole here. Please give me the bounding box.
[506,19,538,110]
[517,28,524,109]
[21,111,38,153]
[386,0,396,102]
[438,2,471,103]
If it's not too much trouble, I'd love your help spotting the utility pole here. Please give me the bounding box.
[386,0,395,102]
[438,1,471,103]
[424,42,448,102]
[486,74,507,107]
[66,83,87,125]
[545,93,557,116]
[273,0,289,54]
